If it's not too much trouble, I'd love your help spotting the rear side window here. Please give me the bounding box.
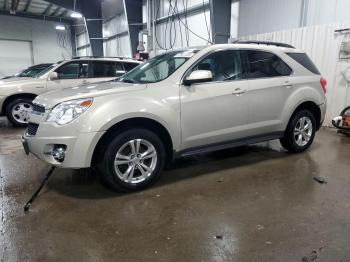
[286,53,320,75]
[123,62,139,72]
[90,61,124,78]
[245,50,292,79]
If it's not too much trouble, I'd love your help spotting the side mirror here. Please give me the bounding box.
[183,70,212,86]
[115,70,127,76]
[49,72,58,80]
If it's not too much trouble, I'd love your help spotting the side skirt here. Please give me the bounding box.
[175,131,285,158]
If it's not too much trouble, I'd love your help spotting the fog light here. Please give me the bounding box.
[51,145,66,162]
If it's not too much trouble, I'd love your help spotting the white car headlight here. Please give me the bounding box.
[47,98,93,125]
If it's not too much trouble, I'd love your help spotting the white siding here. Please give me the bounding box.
[238,0,302,36]
[238,0,350,37]
[102,12,131,57]
[243,22,350,126]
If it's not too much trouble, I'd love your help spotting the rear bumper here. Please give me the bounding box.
[318,99,327,128]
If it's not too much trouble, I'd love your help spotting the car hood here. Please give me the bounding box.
[35,81,147,109]
[0,77,34,84]
[0,77,45,95]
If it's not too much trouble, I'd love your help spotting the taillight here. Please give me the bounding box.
[320,77,327,94]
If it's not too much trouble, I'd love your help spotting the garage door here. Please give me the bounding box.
[0,39,33,78]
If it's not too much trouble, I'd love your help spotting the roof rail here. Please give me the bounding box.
[233,40,295,49]
[72,56,136,60]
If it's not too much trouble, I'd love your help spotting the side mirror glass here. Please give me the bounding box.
[183,70,212,86]
[49,72,58,80]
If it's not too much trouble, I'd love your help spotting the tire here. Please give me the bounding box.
[280,109,316,153]
[5,98,33,127]
[99,128,166,192]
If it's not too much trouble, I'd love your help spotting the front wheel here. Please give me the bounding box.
[5,98,33,127]
[99,129,166,192]
[280,110,316,153]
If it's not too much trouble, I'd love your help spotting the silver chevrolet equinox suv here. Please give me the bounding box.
[0,57,141,126]
[23,42,327,192]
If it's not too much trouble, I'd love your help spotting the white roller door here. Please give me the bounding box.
[0,39,33,78]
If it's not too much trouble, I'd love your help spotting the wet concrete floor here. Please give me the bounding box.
[0,116,350,261]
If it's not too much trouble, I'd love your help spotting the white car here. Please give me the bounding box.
[0,57,141,126]
[23,42,327,192]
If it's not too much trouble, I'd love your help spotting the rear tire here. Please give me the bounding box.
[99,128,165,192]
[280,110,316,153]
[5,98,33,127]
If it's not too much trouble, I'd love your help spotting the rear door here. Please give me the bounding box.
[88,61,125,83]
[46,60,89,92]
[242,50,293,136]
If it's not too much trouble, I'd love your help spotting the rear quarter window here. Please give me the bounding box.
[286,53,320,75]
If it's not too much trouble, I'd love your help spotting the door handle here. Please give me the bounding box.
[232,88,246,96]
[284,81,293,89]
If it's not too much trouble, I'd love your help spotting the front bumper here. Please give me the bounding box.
[0,96,5,115]
[22,124,105,168]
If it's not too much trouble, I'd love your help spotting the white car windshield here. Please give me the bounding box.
[119,49,199,84]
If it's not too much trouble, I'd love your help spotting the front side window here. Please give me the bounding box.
[119,49,198,84]
[191,50,243,82]
[90,61,124,78]
[245,50,292,79]
[55,61,88,79]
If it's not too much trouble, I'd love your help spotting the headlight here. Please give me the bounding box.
[47,98,93,125]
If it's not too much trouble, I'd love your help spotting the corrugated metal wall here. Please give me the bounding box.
[244,22,350,125]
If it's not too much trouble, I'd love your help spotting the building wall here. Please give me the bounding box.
[101,0,132,58]
[0,15,72,76]
[237,0,350,37]
[243,22,350,126]
[143,0,212,55]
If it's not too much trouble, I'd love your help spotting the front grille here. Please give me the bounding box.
[26,123,39,136]
[32,104,45,114]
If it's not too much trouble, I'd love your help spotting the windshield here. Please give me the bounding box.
[35,64,57,78]
[16,65,52,78]
[119,49,198,84]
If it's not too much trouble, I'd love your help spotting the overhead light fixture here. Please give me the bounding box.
[55,25,66,30]
[70,12,82,18]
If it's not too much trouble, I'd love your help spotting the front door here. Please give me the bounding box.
[180,49,250,150]
[46,60,89,92]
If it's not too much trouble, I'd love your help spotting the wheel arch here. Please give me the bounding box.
[289,101,321,130]
[91,117,174,167]
[1,93,37,115]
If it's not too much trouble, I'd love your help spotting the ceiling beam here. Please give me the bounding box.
[0,9,72,23]
[50,6,61,16]
[42,3,53,15]
[23,0,32,12]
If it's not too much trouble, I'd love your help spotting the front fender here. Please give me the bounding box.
[79,94,181,151]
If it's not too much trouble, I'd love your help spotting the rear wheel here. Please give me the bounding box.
[5,98,33,127]
[280,110,316,153]
[99,128,165,192]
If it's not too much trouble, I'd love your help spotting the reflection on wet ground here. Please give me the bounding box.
[1,116,350,261]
